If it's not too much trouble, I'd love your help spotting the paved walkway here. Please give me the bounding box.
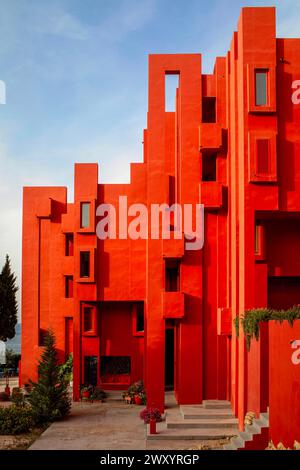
[29,393,220,450]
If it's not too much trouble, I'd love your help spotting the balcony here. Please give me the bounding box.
[199,123,222,150]
[163,292,185,319]
[199,182,224,210]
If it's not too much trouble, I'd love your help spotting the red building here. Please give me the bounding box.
[21,6,300,430]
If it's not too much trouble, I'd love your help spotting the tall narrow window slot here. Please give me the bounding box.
[256,139,270,176]
[80,251,90,278]
[202,97,216,123]
[165,260,180,293]
[165,74,179,112]
[65,276,73,298]
[255,70,268,106]
[83,307,93,333]
[202,151,217,181]
[65,233,74,256]
[80,202,90,229]
[136,303,144,333]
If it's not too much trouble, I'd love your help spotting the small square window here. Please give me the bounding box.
[80,202,90,229]
[255,70,268,106]
[80,251,90,278]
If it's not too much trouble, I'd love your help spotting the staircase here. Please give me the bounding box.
[147,400,238,442]
[223,412,269,450]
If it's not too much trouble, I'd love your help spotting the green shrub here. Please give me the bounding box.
[235,307,300,350]
[27,330,71,424]
[11,387,26,407]
[0,406,34,435]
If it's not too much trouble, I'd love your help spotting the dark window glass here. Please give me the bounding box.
[100,356,131,377]
[80,202,90,229]
[65,233,74,256]
[255,71,268,106]
[202,97,216,123]
[166,260,180,292]
[202,152,217,181]
[83,307,93,332]
[80,251,90,278]
[84,356,98,386]
[136,303,144,333]
[65,276,73,298]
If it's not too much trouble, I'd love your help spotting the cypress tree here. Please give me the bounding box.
[28,330,71,423]
[0,255,18,342]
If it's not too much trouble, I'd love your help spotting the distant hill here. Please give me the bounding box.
[6,323,21,355]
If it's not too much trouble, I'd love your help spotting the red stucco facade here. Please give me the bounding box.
[22,7,300,431]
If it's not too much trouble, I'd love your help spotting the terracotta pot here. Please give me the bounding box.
[82,390,90,399]
[5,386,10,397]
[134,395,142,405]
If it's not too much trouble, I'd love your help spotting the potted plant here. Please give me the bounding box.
[134,394,143,405]
[89,386,107,403]
[81,385,91,400]
[140,407,162,434]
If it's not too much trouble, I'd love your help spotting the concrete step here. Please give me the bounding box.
[203,400,231,410]
[147,423,238,441]
[167,418,239,429]
[181,406,234,420]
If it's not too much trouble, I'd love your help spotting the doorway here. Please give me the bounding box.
[165,328,175,390]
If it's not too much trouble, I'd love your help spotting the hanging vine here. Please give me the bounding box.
[234,307,300,351]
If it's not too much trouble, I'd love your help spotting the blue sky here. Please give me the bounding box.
[0,0,299,317]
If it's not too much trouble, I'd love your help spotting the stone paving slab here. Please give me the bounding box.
[29,396,227,450]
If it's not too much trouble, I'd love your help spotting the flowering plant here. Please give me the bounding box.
[140,407,162,424]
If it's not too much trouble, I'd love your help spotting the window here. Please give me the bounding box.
[83,307,93,333]
[65,233,74,256]
[255,70,268,106]
[65,276,73,298]
[84,356,98,386]
[248,131,277,183]
[80,251,90,278]
[202,152,217,181]
[202,97,216,123]
[136,303,144,333]
[254,223,265,260]
[256,139,270,175]
[165,260,180,292]
[100,356,131,384]
[82,304,97,336]
[80,202,90,229]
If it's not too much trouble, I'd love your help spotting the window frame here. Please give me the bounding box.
[82,303,97,337]
[247,63,276,113]
[132,303,145,337]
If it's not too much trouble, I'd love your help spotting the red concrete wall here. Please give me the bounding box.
[269,321,300,448]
